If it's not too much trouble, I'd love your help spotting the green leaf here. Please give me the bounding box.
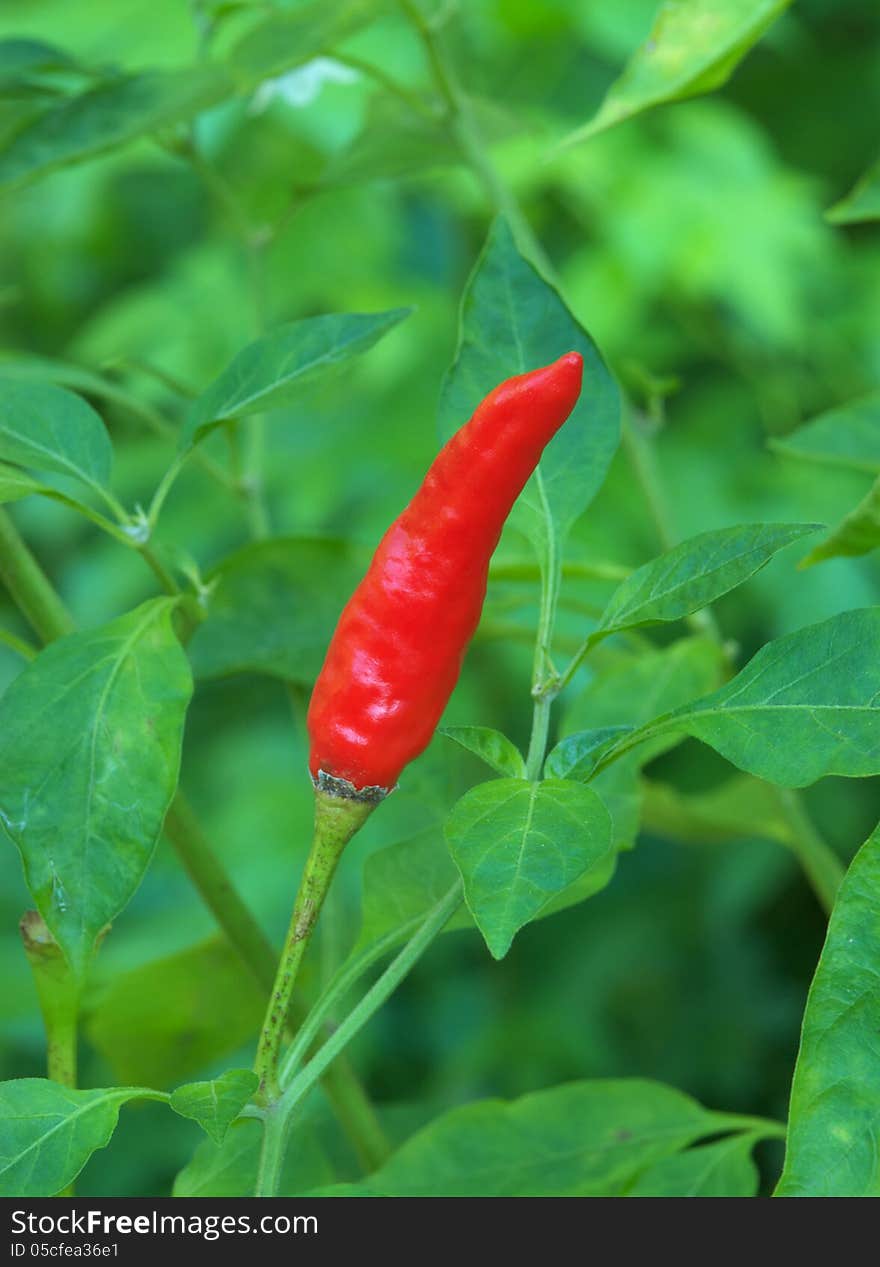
[440,726,526,779]
[827,156,880,226]
[545,726,633,781]
[444,778,614,958]
[0,39,77,92]
[560,0,792,147]
[85,938,265,1088]
[181,308,410,448]
[169,1070,259,1146]
[439,218,620,546]
[0,1079,157,1197]
[563,636,725,763]
[174,1117,333,1197]
[355,825,616,963]
[799,476,880,567]
[0,461,42,505]
[188,537,365,683]
[777,821,880,1196]
[315,1079,746,1196]
[0,65,231,189]
[641,775,794,847]
[228,0,383,86]
[0,378,112,499]
[627,1134,760,1196]
[770,393,880,475]
[0,599,192,976]
[624,609,880,788]
[594,523,819,641]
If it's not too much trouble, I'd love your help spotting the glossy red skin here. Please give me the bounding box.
[307,352,584,792]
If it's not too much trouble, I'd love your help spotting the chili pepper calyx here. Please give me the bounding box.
[312,768,392,804]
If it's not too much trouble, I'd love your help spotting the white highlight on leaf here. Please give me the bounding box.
[249,57,359,115]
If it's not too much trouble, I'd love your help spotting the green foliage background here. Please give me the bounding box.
[1,0,879,1195]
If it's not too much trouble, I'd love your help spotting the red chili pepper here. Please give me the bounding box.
[307,352,584,798]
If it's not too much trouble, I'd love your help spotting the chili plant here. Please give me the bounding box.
[0,0,879,1200]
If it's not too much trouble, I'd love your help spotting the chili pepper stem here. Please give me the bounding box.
[254,787,375,1100]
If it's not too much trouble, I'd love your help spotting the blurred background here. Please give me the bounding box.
[0,0,878,1195]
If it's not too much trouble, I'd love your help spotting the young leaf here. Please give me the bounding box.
[0,65,231,189]
[0,1080,157,1197]
[827,156,880,226]
[0,599,192,977]
[627,1133,761,1196]
[559,0,792,148]
[85,938,265,1088]
[444,778,614,958]
[777,821,880,1196]
[544,725,632,782]
[440,726,526,779]
[174,1118,332,1197]
[439,217,620,545]
[181,309,411,448]
[799,476,880,568]
[188,537,364,683]
[169,1070,259,1146]
[313,1079,748,1196]
[622,609,880,787]
[594,523,819,642]
[770,393,880,475]
[0,379,112,499]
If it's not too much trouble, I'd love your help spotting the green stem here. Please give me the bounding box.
[254,790,376,1099]
[278,925,416,1088]
[256,881,463,1196]
[255,1102,290,1199]
[773,788,844,915]
[20,912,79,1088]
[525,693,553,782]
[333,52,436,120]
[164,791,391,1170]
[0,509,75,642]
[164,794,279,986]
[401,0,551,274]
[0,626,37,660]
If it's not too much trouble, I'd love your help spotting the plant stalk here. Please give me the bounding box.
[254,789,375,1099]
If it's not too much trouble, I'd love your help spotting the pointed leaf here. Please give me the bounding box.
[595,523,819,641]
[0,65,232,189]
[440,726,526,779]
[170,1070,259,1146]
[771,393,880,475]
[827,156,880,226]
[545,726,633,781]
[626,609,880,787]
[0,378,112,497]
[182,309,411,447]
[560,0,792,148]
[444,778,614,958]
[628,1134,761,1196]
[314,1079,746,1196]
[439,218,620,543]
[777,821,880,1196]
[800,476,880,567]
[0,1080,156,1197]
[0,599,192,976]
